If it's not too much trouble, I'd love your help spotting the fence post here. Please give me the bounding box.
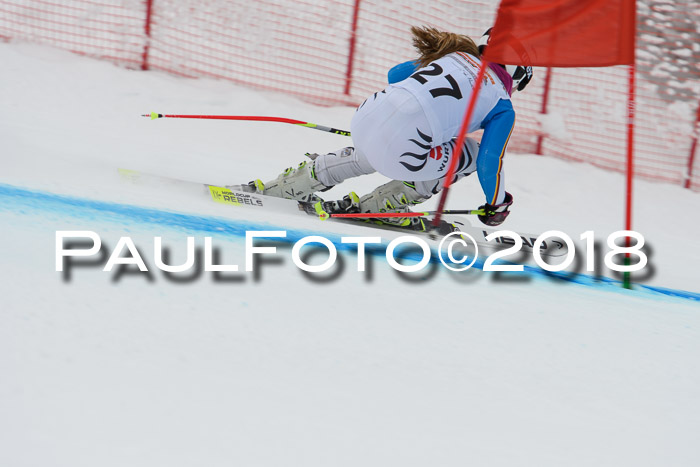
[344,0,362,96]
[535,67,552,155]
[684,100,700,189]
[141,0,154,71]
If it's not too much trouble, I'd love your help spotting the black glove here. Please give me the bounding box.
[478,192,513,226]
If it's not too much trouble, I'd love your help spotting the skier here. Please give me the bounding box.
[245,26,532,229]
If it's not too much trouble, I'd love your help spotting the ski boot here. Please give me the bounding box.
[304,181,460,235]
[357,180,431,230]
[308,180,433,231]
[243,160,331,203]
[299,191,360,219]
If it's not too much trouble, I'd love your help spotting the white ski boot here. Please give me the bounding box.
[247,160,331,203]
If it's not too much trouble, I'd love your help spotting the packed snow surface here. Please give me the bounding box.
[1,43,699,467]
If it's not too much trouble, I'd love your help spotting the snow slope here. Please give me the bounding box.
[1,43,699,467]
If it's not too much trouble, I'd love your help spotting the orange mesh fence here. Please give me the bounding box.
[1,0,698,190]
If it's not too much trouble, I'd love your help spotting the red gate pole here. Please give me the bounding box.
[623,62,636,290]
[535,67,552,155]
[684,100,700,189]
[431,59,490,229]
[343,0,362,96]
[141,0,154,71]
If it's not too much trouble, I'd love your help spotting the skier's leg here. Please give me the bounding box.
[251,159,329,203]
[251,147,375,203]
[411,137,480,196]
[357,180,429,212]
[322,104,479,228]
[325,137,480,212]
[251,87,415,203]
[311,147,375,186]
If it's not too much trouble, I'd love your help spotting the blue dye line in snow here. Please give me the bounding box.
[1,182,699,303]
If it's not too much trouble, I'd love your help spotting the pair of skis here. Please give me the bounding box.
[117,170,569,259]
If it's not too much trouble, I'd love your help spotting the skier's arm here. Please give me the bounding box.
[476,99,515,205]
[388,61,419,84]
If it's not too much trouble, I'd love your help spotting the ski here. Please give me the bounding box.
[118,169,569,259]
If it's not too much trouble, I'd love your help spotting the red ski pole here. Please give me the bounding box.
[313,209,484,221]
[143,112,351,136]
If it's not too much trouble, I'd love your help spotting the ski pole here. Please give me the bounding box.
[142,112,351,136]
[315,209,485,221]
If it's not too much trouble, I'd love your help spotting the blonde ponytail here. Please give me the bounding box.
[411,25,480,67]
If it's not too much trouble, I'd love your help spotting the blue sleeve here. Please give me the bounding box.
[388,61,419,84]
[476,99,516,205]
